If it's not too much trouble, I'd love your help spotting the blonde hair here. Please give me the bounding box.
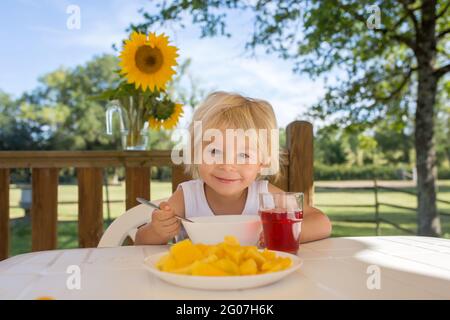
[184,91,283,182]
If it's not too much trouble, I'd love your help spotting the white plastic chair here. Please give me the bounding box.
[97,198,168,248]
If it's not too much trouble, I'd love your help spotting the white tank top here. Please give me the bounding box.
[177,178,269,218]
[175,179,269,241]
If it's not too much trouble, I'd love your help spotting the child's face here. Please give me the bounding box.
[197,128,264,197]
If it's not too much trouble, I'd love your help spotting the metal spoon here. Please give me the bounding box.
[136,197,195,223]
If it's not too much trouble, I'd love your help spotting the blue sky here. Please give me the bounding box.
[0,0,325,128]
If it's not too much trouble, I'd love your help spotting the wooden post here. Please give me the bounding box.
[32,168,58,252]
[78,168,104,248]
[126,167,150,210]
[0,169,9,260]
[171,165,191,193]
[374,178,380,236]
[286,121,314,206]
[269,162,289,192]
[103,170,111,223]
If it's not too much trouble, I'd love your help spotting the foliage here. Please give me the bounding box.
[15,55,122,150]
[131,0,449,126]
[315,163,410,180]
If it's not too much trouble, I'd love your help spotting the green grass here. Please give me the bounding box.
[315,181,450,238]
[9,181,174,256]
[7,180,450,257]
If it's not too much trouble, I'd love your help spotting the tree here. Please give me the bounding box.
[374,117,414,164]
[0,90,46,150]
[18,54,122,150]
[435,83,450,166]
[131,0,450,236]
[315,127,347,165]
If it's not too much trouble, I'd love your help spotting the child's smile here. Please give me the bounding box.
[212,174,242,184]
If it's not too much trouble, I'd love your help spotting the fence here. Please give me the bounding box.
[9,176,121,223]
[315,179,450,236]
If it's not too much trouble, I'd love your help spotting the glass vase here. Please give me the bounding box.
[105,96,149,150]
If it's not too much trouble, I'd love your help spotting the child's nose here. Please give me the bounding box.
[217,163,237,171]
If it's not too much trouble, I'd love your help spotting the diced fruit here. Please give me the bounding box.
[213,258,240,275]
[201,254,219,264]
[224,235,240,246]
[223,244,245,264]
[261,248,276,260]
[192,262,230,276]
[244,248,266,267]
[154,236,293,276]
[195,243,210,254]
[170,239,203,268]
[159,255,178,272]
[279,257,293,269]
[239,259,258,275]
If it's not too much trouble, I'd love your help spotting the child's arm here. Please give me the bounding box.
[268,183,332,243]
[299,205,332,243]
[134,188,185,245]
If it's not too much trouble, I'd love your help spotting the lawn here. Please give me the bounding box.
[8,180,450,257]
[315,180,450,238]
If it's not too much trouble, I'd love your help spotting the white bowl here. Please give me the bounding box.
[181,215,262,246]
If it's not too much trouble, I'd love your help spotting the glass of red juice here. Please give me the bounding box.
[259,192,304,254]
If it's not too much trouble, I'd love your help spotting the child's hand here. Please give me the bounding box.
[150,201,180,240]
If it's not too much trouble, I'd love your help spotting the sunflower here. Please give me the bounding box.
[149,103,184,130]
[119,32,179,91]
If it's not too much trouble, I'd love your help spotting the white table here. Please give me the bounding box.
[1,236,450,299]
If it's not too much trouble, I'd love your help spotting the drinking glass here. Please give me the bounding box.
[259,192,304,254]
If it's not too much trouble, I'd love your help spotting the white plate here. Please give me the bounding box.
[143,250,303,290]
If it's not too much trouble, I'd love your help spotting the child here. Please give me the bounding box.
[135,91,331,245]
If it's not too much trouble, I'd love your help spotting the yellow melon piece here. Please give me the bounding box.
[261,260,279,273]
[244,248,266,268]
[261,257,292,273]
[170,264,195,275]
[170,239,203,268]
[204,245,217,255]
[191,262,230,276]
[170,254,220,275]
[202,254,219,263]
[223,244,245,264]
[195,243,210,254]
[261,248,276,261]
[213,258,240,275]
[268,262,285,273]
[239,259,258,275]
[156,254,170,270]
[224,235,240,246]
[158,255,178,272]
[279,257,293,269]
[204,245,225,259]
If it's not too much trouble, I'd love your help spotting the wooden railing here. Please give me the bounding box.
[0,120,313,260]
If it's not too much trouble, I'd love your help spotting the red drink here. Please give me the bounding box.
[259,209,303,254]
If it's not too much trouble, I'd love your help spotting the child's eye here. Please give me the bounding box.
[239,153,250,159]
[211,148,222,155]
